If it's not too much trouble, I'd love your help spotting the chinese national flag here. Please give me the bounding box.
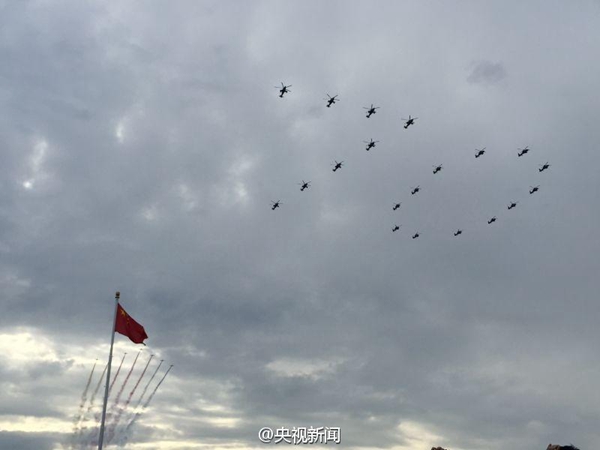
[115,304,148,344]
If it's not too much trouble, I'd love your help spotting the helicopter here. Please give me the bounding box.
[332,160,344,172]
[488,216,497,224]
[475,148,486,158]
[363,104,380,118]
[539,162,551,172]
[529,185,540,194]
[507,201,518,210]
[271,200,281,210]
[275,82,291,98]
[411,186,420,195]
[364,139,379,151]
[393,202,402,211]
[517,146,530,157]
[433,164,443,174]
[402,115,418,129]
[454,229,463,236]
[412,232,420,239]
[325,94,339,107]
[392,225,401,232]
[299,180,311,191]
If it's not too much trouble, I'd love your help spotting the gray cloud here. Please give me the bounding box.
[0,431,58,450]
[467,60,507,85]
[0,1,599,449]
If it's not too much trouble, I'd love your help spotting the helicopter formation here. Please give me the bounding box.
[403,115,417,129]
[299,180,311,191]
[325,94,339,107]
[332,160,344,172]
[364,104,380,118]
[275,82,292,98]
[271,82,552,239]
[364,139,379,151]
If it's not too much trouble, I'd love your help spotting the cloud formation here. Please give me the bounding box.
[467,60,507,85]
[1,1,599,449]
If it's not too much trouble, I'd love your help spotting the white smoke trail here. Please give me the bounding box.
[87,363,108,413]
[70,361,96,449]
[73,362,107,446]
[81,352,127,448]
[119,365,173,445]
[112,351,141,408]
[109,352,128,396]
[142,364,172,409]
[106,354,154,444]
[114,359,164,446]
[133,359,163,410]
[105,351,142,444]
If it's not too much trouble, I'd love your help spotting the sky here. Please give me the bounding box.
[1,1,599,449]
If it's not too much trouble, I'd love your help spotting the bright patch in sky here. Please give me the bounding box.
[31,140,47,171]
[142,204,159,221]
[0,328,58,365]
[0,415,71,433]
[21,139,49,189]
[115,120,126,143]
[395,421,445,450]
[266,357,342,379]
[177,183,198,212]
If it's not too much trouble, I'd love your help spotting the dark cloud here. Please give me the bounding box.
[0,1,598,450]
[0,431,57,450]
[467,60,507,85]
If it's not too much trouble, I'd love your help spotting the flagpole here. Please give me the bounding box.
[98,291,120,450]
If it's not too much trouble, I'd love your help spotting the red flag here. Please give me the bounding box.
[115,304,148,344]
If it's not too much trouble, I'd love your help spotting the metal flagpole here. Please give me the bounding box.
[98,291,120,450]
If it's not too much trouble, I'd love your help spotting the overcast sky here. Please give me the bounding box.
[1,1,600,449]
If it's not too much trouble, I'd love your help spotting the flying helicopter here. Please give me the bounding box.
[402,115,418,129]
[529,185,540,194]
[363,104,380,118]
[411,186,420,195]
[507,201,518,210]
[332,160,344,172]
[364,139,379,151]
[475,148,486,158]
[299,180,311,191]
[539,162,551,172]
[454,229,463,236]
[393,202,402,211]
[517,146,530,157]
[412,232,420,239]
[433,164,443,174]
[275,82,291,98]
[271,200,281,210]
[488,216,497,224]
[392,225,401,232]
[325,94,339,107]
